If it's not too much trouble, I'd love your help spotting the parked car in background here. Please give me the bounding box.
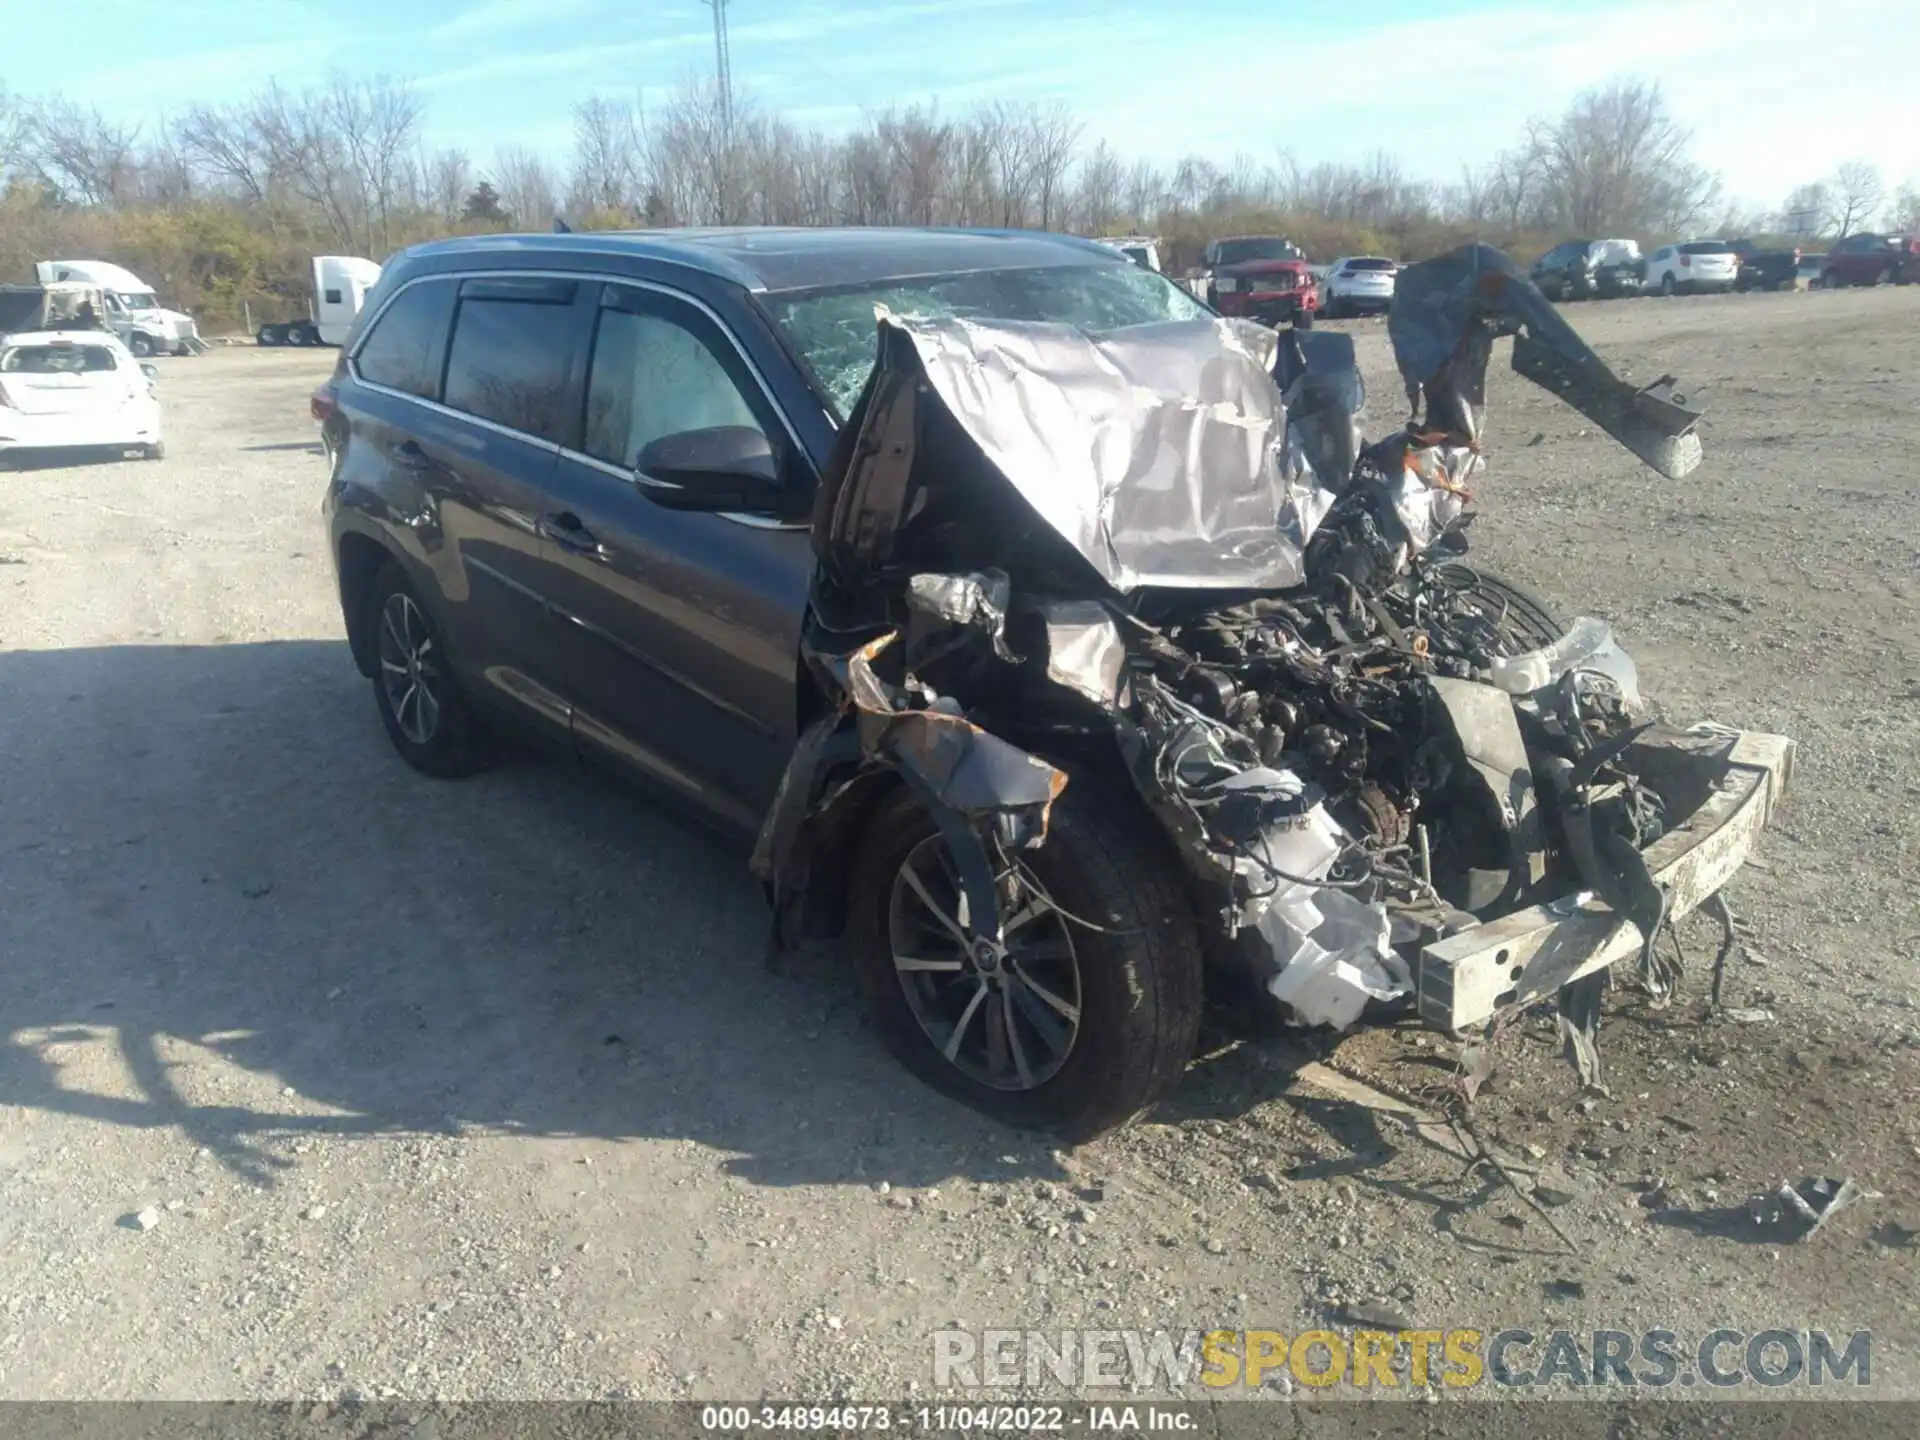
[1319,256,1396,317]
[1191,236,1317,321]
[1818,233,1918,287]
[0,330,162,463]
[1726,239,1801,292]
[1645,241,1739,295]
[1096,236,1162,273]
[1530,239,1645,300]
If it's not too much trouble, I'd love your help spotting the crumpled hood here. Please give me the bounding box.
[812,245,1706,602]
[814,310,1332,594]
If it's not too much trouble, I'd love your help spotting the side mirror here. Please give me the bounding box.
[634,425,793,515]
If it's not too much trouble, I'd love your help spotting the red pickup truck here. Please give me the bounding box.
[1197,236,1319,323]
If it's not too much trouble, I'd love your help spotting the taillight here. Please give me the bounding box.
[1679,254,1691,268]
[310,387,336,423]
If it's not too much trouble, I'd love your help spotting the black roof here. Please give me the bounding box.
[401,226,1124,293]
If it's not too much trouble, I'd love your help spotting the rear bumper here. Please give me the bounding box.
[1416,730,1795,1031]
[0,405,161,451]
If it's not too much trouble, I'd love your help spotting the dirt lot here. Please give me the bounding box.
[2,288,1917,1408]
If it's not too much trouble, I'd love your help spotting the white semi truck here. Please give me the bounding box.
[257,256,383,347]
[33,260,202,356]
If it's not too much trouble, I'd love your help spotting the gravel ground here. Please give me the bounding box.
[1,289,1916,1409]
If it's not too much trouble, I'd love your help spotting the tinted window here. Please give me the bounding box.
[583,297,767,469]
[3,343,120,373]
[354,279,454,399]
[442,293,583,443]
[1345,258,1395,271]
[1678,242,1730,255]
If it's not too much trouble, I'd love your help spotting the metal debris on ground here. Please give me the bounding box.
[1749,1176,1867,1243]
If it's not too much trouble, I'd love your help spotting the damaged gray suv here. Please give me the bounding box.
[321,229,1794,1139]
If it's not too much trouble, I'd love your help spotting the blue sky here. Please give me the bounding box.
[12,0,1916,210]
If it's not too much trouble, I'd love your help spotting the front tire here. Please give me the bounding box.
[365,562,490,778]
[849,780,1203,1139]
[127,333,155,358]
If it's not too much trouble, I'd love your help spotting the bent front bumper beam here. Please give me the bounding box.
[1415,731,1796,1031]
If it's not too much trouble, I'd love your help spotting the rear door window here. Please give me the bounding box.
[353,278,455,400]
[442,280,588,444]
[581,286,774,473]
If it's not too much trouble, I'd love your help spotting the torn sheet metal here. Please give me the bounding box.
[839,632,1066,842]
[906,569,1018,662]
[1035,599,1128,709]
[818,310,1334,593]
[1390,244,1704,479]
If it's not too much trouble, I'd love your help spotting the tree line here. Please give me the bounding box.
[1,73,1913,330]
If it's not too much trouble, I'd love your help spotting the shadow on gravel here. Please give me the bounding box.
[0,448,152,472]
[0,642,1075,1196]
[241,441,325,454]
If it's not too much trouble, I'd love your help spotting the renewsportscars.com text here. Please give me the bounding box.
[933,1327,1873,1391]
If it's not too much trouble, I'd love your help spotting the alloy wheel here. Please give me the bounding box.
[886,835,1082,1092]
[378,591,442,746]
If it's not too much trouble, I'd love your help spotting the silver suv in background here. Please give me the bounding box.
[1645,241,1739,296]
[1320,256,1397,317]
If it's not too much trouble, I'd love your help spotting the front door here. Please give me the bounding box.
[539,281,815,833]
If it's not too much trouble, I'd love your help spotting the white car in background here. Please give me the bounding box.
[1644,241,1739,296]
[1320,256,1398,317]
[0,331,163,463]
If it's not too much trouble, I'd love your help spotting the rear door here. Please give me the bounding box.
[538,280,815,832]
[345,274,584,734]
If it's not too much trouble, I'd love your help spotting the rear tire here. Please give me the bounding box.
[365,561,490,779]
[1822,269,1843,289]
[286,324,308,347]
[1659,273,1677,297]
[849,779,1203,1140]
[142,442,165,461]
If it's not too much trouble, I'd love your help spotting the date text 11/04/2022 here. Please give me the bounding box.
[700,1406,1194,1433]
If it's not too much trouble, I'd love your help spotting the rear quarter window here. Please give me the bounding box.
[353,278,456,400]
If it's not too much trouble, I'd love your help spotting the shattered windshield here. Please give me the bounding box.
[763,263,1208,418]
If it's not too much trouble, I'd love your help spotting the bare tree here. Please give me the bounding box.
[1528,81,1716,235]
[569,96,642,215]
[1073,140,1125,236]
[426,147,473,227]
[22,96,143,206]
[1888,181,1920,234]
[1828,160,1882,238]
[983,101,1040,227]
[1024,101,1082,230]
[323,76,423,253]
[489,145,560,229]
[1122,159,1163,230]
